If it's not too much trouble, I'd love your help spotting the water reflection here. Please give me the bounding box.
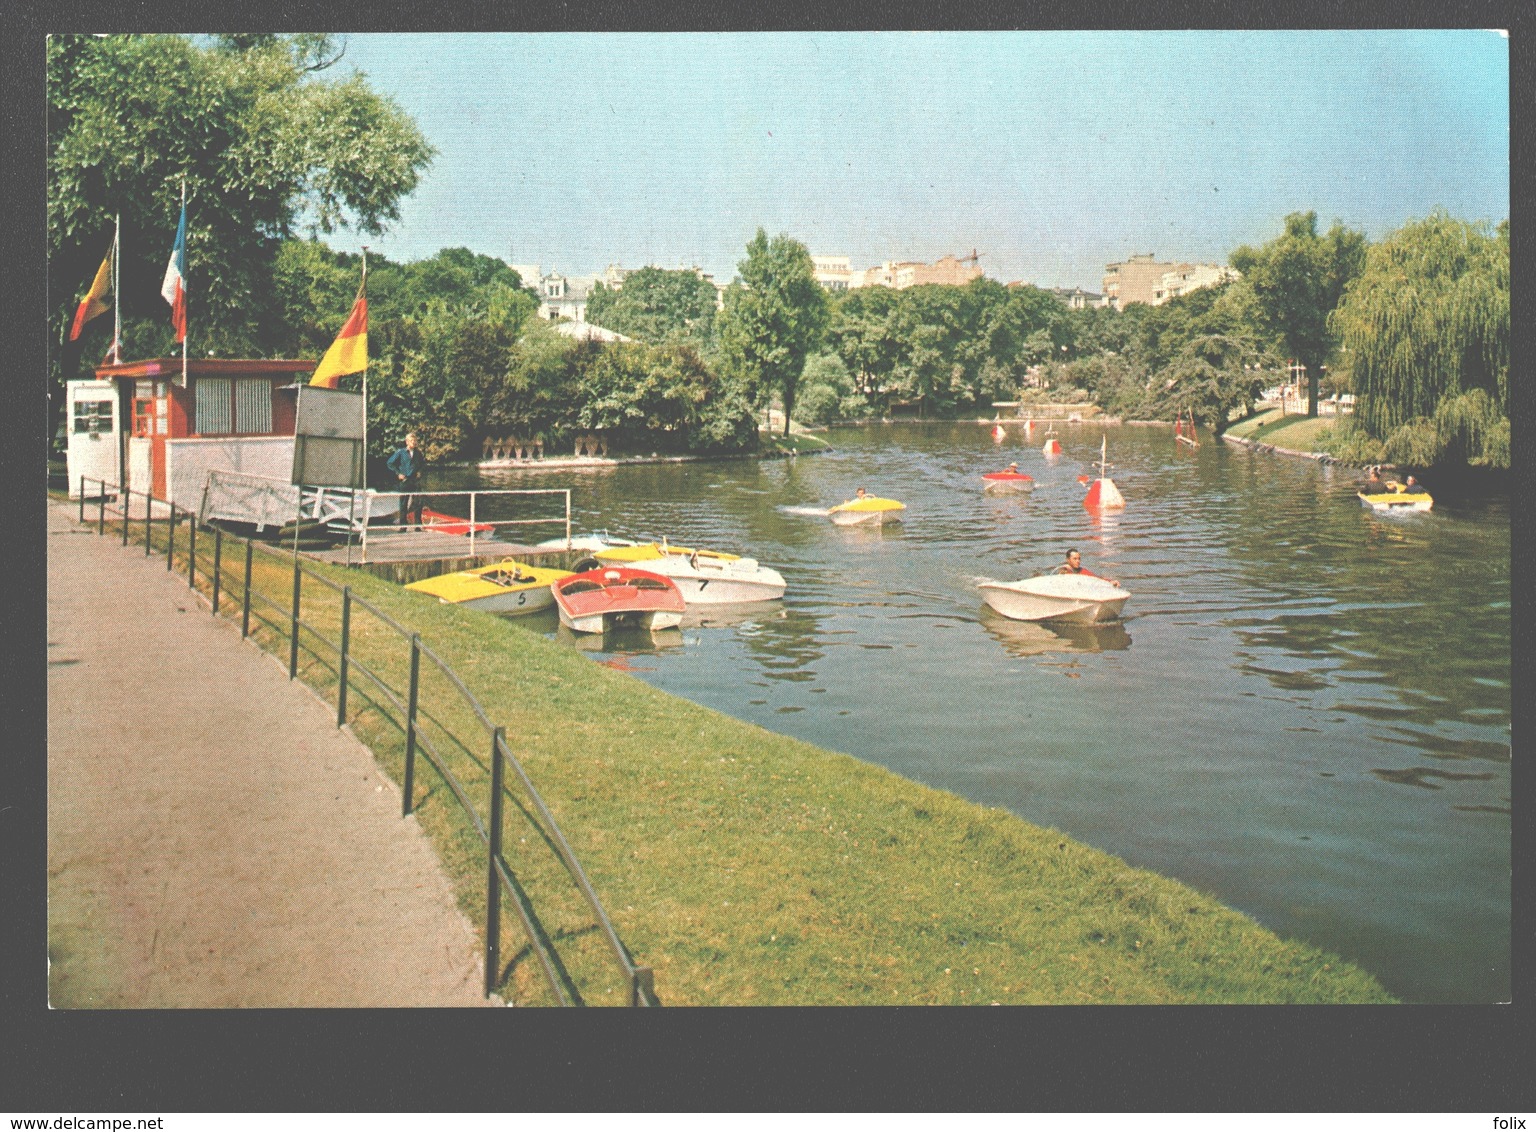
[978,609,1132,658]
[445,422,1510,1003]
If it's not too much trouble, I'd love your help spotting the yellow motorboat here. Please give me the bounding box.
[405,559,573,614]
[827,496,907,527]
[1358,481,1433,513]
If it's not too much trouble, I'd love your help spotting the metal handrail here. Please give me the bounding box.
[76,475,654,1006]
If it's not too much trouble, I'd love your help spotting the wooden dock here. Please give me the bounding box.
[299,529,584,584]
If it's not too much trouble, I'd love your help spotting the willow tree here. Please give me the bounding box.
[1329,212,1509,467]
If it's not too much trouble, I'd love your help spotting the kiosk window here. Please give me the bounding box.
[73,400,112,434]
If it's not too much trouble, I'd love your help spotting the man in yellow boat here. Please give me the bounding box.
[1404,475,1425,494]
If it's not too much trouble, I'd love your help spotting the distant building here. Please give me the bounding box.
[1102,254,1178,310]
[1153,263,1239,305]
[846,254,984,291]
[812,255,853,291]
[1049,286,1104,310]
[553,320,632,343]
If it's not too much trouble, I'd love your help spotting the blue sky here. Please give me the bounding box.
[321,30,1509,291]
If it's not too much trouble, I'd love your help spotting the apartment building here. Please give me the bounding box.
[1154,263,1239,304]
[1049,286,1104,310]
[812,255,853,291]
[1102,254,1178,310]
[821,253,984,291]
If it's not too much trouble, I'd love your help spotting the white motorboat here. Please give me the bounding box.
[535,530,640,553]
[591,542,787,604]
[978,572,1130,624]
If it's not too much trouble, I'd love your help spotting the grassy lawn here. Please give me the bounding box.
[68,498,1394,1005]
[1225,410,1340,453]
[759,430,833,455]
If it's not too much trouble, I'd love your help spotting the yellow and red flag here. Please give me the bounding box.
[309,291,368,388]
[70,243,113,341]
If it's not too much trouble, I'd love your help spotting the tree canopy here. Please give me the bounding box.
[716,230,830,435]
[48,33,433,365]
[584,266,719,345]
[1229,211,1365,416]
[1328,211,1508,467]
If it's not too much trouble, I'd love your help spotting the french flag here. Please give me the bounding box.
[160,203,187,342]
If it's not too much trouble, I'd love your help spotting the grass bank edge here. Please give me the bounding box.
[66,500,1395,1005]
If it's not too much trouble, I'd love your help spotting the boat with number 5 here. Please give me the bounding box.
[405,559,573,615]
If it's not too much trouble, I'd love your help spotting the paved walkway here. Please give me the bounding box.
[46,499,495,1007]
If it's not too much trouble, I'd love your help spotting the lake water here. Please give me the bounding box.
[441,422,1511,1003]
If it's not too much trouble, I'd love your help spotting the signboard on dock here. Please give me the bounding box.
[292,386,365,488]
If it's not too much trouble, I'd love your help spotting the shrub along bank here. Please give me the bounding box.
[166,517,1394,1005]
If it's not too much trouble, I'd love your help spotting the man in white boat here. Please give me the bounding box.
[1056,548,1119,586]
[387,431,425,530]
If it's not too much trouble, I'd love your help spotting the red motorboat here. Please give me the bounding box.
[552,567,686,634]
[981,464,1035,494]
[420,508,494,536]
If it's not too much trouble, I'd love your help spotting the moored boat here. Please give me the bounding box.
[592,542,787,603]
[828,496,906,526]
[552,566,687,634]
[419,508,494,536]
[535,530,640,553]
[978,572,1130,624]
[405,559,572,615]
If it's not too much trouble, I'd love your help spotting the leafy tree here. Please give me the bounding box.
[584,267,718,345]
[1328,211,1508,468]
[48,33,432,377]
[827,285,902,405]
[795,352,868,425]
[1229,211,1366,416]
[716,229,830,435]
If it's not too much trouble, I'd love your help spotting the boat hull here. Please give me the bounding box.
[405,561,571,616]
[982,473,1035,494]
[552,567,688,634]
[1359,491,1432,512]
[593,543,787,603]
[828,498,906,526]
[979,574,1130,624]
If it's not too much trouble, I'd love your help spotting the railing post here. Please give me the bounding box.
[241,539,254,638]
[78,478,86,524]
[289,552,302,678]
[166,504,176,570]
[564,489,572,547]
[485,727,506,999]
[97,488,105,535]
[211,527,223,615]
[121,489,130,546]
[337,587,351,727]
[145,493,153,556]
[402,634,421,816]
[469,492,477,557]
[187,520,197,589]
[631,966,655,1007]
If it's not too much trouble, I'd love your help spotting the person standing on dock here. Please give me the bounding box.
[388,432,425,530]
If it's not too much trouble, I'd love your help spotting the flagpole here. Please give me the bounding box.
[113,213,121,364]
[360,247,369,494]
[179,179,187,385]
